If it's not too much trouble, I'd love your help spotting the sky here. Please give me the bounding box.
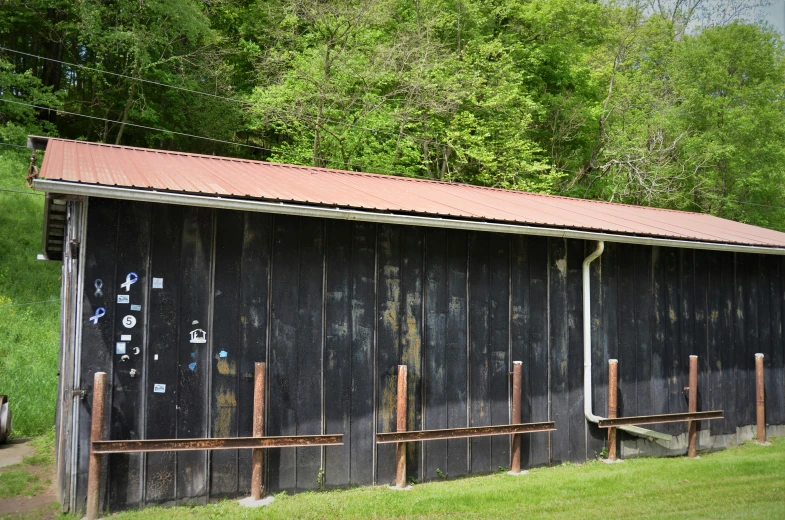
[763,1,785,34]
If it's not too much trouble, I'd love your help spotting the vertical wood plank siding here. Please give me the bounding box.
[73,198,785,510]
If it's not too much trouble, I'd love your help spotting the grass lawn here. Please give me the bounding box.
[0,149,61,437]
[97,437,785,520]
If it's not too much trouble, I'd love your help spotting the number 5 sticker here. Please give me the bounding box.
[122,315,137,329]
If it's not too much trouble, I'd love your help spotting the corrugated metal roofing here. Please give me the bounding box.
[36,137,785,248]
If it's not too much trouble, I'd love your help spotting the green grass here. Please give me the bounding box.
[0,469,44,499]
[0,149,61,436]
[101,437,785,520]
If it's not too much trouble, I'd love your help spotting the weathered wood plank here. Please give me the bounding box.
[324,220,353,488]
[566,239,585,462]
[616,243,636,419]
[108,201,150,510]
[268,215,299,492]
[175,206,214,502]
[145,204,183,504]
[424,228,449,481]
[548,237,568,465]
[376,224,401,485]
[237,212,272,493]
[294,218,324,491]
[445,230,469,478]
[209,210,243,496]
[489,233,510,471]
[77,198,119,511]
[400,227,424,482]
[510,235,533,467]
[528,236,550,467]
[469,231,491,473]
[348,222,376,485]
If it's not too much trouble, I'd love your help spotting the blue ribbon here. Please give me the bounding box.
[94,279,103,297]
[121,272,138,292]
[89,307,106,324]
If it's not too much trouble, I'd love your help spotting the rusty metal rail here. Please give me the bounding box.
[92,434,342,454]
[377,422,556,444]
[597,410,723,428]
[386,363,556,487]
[86,363,341,519]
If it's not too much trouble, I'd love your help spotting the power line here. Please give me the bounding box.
[0,97,420,175]
[0,142,28,149]
[0,45,413,137]
[0,298,60,308]
[0,188,44,196]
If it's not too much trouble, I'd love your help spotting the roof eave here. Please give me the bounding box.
[32,179,785,256]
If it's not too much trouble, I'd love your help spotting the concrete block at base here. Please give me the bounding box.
[388,485,412,491]
[601,458,624,464]
[239,496,275,508]
[507,470,529,476]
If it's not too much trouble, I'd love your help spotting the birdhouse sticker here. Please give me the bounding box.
[189,328,207,344]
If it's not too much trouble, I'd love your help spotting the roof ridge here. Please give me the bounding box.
[46,137,714,218]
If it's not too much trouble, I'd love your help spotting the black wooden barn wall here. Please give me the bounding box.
[74,197,785,510]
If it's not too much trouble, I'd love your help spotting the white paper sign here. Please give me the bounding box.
[152,278,164,289]
[153,384,166,393]
[117,295,130,304]
[116,342,126,355]
[120,335,132,341]
[122,315,137,329]
[130,304,141,311]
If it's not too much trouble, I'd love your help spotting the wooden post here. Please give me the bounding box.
[86,372,107,520]
[510,361,523,474]
[251,362,266,500]
[688,355,698,458]
[755,354,766,444]
[607,359,618,461]
[395,365,407,489]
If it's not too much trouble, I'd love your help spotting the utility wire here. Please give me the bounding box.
[0,298,60,308]
[0,97,419,176]
[0,187,44,196]
[0,45,412,137]
[0,141,28,149]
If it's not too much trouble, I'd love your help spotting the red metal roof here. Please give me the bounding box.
[36,138,785,248]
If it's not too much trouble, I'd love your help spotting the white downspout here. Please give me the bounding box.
[583,241,672,443]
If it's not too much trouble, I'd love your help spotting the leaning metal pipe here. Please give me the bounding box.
[583,241,673,443]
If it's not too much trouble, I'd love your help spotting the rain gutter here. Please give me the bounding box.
[31,180,785,257]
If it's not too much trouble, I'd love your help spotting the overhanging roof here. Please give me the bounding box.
[30,137,785,254]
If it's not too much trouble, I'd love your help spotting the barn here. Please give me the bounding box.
[28,136,785,514]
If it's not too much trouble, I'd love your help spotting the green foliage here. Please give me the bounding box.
[0,469,44,498]
[0,150,61,437]
[2,0,784,227]
[23,428,56,466]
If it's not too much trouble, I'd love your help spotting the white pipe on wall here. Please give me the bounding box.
[582,241,672,443]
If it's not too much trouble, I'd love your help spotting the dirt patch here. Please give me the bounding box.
[0,461,58,519]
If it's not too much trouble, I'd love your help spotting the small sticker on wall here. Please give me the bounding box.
[122,315,137,329]
[94,279,103,297]
[189,328,207,344]
[116,342,127,355]
[130,304,141,311]
[152,278,164,289]
[120,335,132,341]
[89,307,106,325]
[154,354,158,361]
[153,384,166,393]
[219,350,228,358]
[117,295,130,304]
[121,272,138,292]
[188,362,197,371]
